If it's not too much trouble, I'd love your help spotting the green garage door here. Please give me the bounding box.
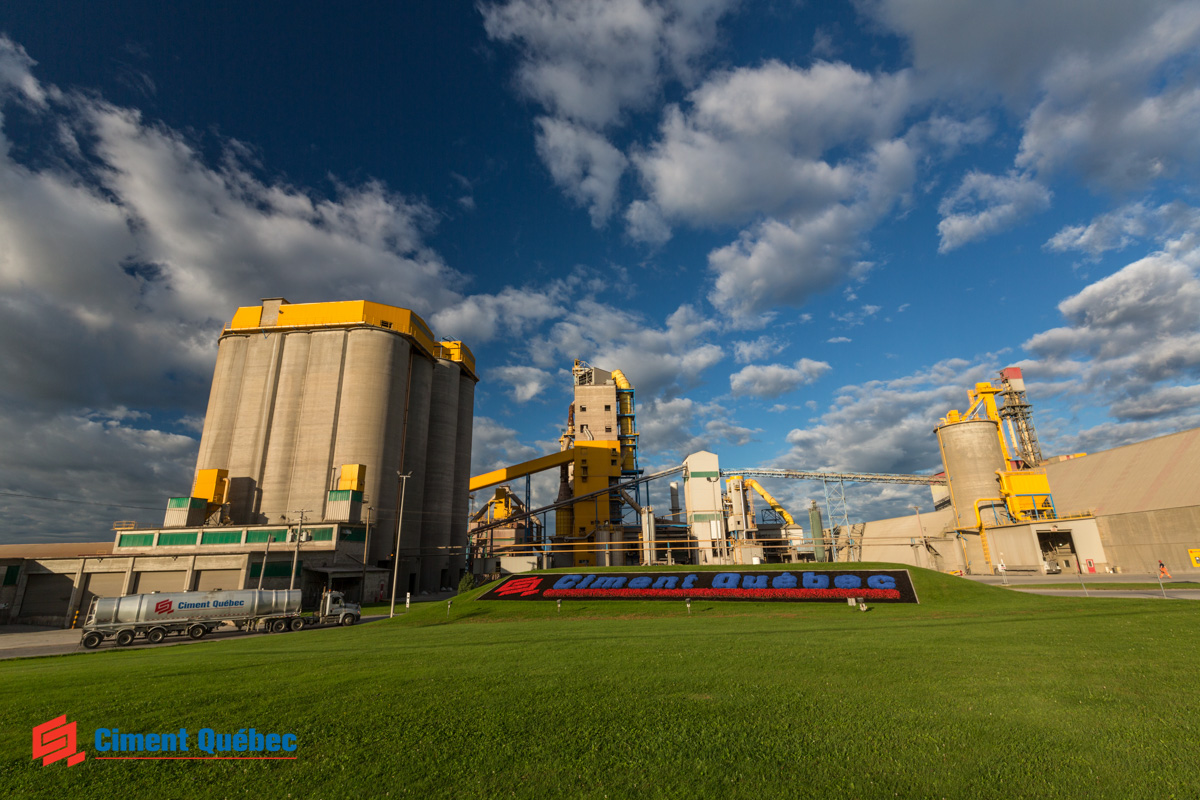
[193,569,243,592]
[20,573,75,617]
[133,571,186,594]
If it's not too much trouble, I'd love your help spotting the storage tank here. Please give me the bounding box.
[448,373,476,580]
[937,419,1007,529]
[420,357,460,591]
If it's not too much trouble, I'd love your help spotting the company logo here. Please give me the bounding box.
[155,598,173,614]
[494,576,543,597]
[32,715,86,767]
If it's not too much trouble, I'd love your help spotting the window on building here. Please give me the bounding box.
[604,404,611,411]
[580,406,586,412]
[380,320,393,329]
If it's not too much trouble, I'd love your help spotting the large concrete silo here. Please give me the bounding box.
[420,357,460,591]
[397,354,433,588]
[449,372,476,581]
[937,419,1008,529]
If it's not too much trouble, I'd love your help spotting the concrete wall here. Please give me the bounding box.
[1098,507,1200,574]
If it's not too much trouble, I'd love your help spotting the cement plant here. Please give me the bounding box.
[2,297,1198,627]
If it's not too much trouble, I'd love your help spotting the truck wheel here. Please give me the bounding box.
[271,619,287,633]
[147,628,167,644]
[289,617,305,632]
[341,615,357,627]
[82,632,103,649]
[115,630,136,647]
[188,625,207,640]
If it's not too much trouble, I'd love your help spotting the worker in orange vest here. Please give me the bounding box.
[1158,560,1172,579]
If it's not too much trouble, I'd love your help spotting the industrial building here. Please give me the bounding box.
[2,298,476,626]
[466,365,1200,580]
[6,342,1200,627]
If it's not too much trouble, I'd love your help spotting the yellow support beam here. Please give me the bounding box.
[470,449,575,492]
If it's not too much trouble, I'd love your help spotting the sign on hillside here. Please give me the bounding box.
[480,570,918,603]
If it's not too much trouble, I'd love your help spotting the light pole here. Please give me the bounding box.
[360,506,372,604]
[909,505,925,569]
[390,473,411,619]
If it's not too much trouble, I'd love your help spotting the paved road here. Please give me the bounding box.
[964,571,1200,599]
[0,615,388,661]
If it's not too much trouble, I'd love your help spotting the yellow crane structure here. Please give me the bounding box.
[725,476,795,525]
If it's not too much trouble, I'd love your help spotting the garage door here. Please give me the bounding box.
[193,569,243,592]
[20,573,75,617]
[78,572,125,619]
[133,571,186,594]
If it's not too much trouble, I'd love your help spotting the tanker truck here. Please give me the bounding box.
[79,588,360,649]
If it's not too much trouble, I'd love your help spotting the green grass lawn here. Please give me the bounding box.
[3,564,1198,799]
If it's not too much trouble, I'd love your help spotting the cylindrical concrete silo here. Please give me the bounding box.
[194,333,249,475]
[331,328,411,561]
[937,419,1007,529]
[398,354,434,588]
[257,331,312,525]
[420,358,460,591]
[285,329,349,522]
[448,373,476,581]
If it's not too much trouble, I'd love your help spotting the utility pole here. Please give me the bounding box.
[289,509,310,592]
[361,506,372,604]
[390,473,411,618]
[257,531,274,591]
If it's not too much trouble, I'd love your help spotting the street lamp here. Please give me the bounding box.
[390,473,411,619]
[909,505,925,569]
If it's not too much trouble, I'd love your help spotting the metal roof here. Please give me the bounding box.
[1043,426,1200,516]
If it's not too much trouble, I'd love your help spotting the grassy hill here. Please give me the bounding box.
[3,565,1197,799]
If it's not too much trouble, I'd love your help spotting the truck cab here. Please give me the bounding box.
[319,590,361,626]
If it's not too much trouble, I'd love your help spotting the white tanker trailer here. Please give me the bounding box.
[80,589,360,649]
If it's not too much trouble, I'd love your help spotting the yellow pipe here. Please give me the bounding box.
[728,476,796,526]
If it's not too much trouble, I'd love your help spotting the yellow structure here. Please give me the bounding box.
[192,468,229,507]
[728,477,795,525]
[228,299,439,361]
[337,464,366,493]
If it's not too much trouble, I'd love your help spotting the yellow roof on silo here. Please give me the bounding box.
[226,300,439,359]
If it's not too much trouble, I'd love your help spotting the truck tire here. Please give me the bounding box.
[82,632,103,649]
[271,619,287,633]
[147,627,167,644]
[289,617,305,632]
[188,625,207,640]
[115,630,136,647]
[340,615,356,627]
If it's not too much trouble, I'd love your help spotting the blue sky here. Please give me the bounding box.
[2,1,1200,542]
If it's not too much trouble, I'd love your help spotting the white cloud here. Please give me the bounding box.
[624,199,671,245]
[431,284,568,344]
[534,117,628,226]
[487,365,557,403]
[729,358,830,397]
[865,0,1178,104]
[1015,3,1200,190]
[1046,201,1200,258]
[827,336,851,343]
[732,335,785,363]
[529,301,724,396]
[482,0,736,223]
[937,170,1052,252]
